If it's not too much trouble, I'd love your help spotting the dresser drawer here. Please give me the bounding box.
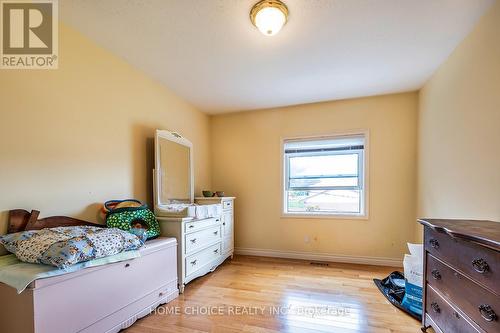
[185,225,222,254]
[185,242,222,277]
[222,200,233,210]
[425,227,500,294]
[426,285,479,333]
[185,217,221,234]
[427,253,500,332]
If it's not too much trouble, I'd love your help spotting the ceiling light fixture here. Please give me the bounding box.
[250,0,289,36]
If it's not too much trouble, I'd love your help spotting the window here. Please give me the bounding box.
[283,133,367,217]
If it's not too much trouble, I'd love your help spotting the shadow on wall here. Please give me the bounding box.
[77,203,107,224]
[43,203,106,224]
[0,211,7,255]
[131,123,155,209]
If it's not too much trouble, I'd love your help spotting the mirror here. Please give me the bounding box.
[154,130,194,215]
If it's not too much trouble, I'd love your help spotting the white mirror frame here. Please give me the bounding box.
[154,129,194,215]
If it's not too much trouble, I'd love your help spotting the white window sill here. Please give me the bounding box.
[281,213,368,220]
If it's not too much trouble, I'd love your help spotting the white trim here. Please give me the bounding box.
[235,247,402,267]
[280,213,368,220]
[280,129,370,219]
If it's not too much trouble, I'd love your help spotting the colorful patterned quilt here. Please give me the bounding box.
[0,226,143,268]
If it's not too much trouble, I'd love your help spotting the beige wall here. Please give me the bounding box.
[211,93,418,260]
[417,1,500,240]
[0,24,212,254]
[3,3,497,261]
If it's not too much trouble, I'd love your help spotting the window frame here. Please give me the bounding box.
[281,130,369,219]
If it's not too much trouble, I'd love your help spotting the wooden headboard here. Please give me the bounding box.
[7,209,103,234]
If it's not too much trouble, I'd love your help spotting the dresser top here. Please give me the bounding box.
[419,218,500,251]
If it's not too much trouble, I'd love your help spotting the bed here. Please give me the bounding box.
[0,209,179,333]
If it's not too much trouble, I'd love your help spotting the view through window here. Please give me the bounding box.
[283,134,366,216]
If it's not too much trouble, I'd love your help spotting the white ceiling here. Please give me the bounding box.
[60,0,494,114]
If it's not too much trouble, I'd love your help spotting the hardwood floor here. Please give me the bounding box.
[124,255,425,333]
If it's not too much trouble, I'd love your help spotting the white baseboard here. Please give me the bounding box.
[234,247,402,267]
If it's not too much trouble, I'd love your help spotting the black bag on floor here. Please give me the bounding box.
[373,271,421,321]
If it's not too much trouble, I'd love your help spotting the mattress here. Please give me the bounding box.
[157,203,222,219]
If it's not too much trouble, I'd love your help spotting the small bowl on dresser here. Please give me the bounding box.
[202,190,214,197]
[215,191,225,197]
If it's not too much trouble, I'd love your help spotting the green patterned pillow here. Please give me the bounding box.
[104,200,160,240]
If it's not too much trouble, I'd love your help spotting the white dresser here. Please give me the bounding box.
[195,197,235,258]
[158,197,235,293]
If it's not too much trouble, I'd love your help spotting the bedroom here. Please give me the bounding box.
[0,1,499,332]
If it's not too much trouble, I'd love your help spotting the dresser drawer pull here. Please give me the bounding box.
[431,269,441,280]
[188,225,194,229]
[216,218,220,222]
[125,263,130,268]
[223,222,226,226]
[214,249,219,254]
[214,231,218,235]
[190,238,197,243]
[472,258,489,274]
[190,260,197,265]
[431,302,440,313]
[429,239,439,249]
[479,305,497,322]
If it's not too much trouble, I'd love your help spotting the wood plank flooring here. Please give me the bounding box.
[124,255,425,333]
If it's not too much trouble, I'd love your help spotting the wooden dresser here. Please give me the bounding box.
[419,219,500,333]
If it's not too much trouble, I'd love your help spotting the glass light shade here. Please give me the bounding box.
[254,6,287,36]
[250,1,288,36]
